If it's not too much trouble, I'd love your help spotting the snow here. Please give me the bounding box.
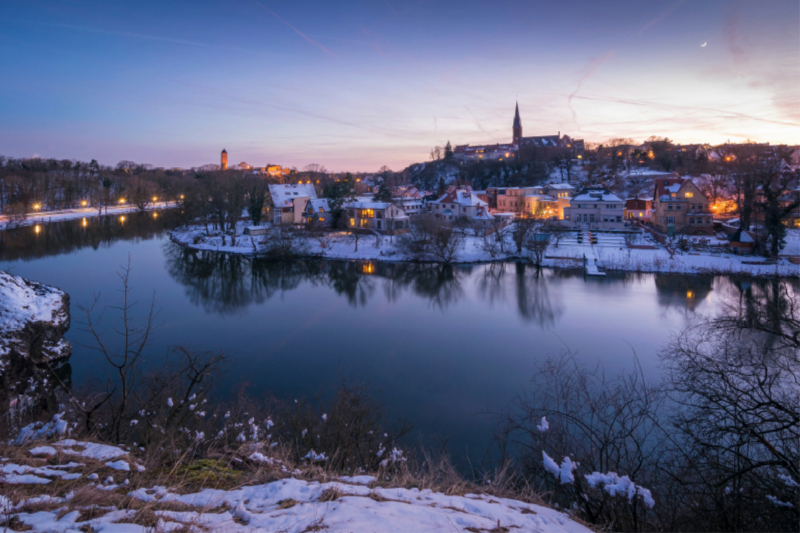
[29,446,57,456]
[0,273,68,336]
[0,461,82,484]
[170,222,798,277]
[106,460,131,471]
[54,440,129,461]
[3,441,594,533]
[268,183,316,208]
[0,201,175,230]
[536,418,549,433]
[543,451,561,478]
[584,471,655,508]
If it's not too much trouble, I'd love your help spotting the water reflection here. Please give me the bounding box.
[0,210,182,261]
[165,247,469,314]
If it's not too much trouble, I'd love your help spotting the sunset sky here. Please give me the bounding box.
[1,0,797,171]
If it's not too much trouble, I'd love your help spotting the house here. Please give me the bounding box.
[268,183,317,225]
[471,208,498,230]
[651,178,713,235]
[542,183,576,219]
[345,200,409,233]
[428,187,489,221]
[496,186,561,219]
[625,199,652,222]
[394,197,424,217]
[453,143,517,162]
[301,198,332,227]
[563,187,625,229]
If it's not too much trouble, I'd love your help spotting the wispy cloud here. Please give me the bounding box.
[570,93,797,127]
[638,0,691,36]
[253,1,337,58]
[4,19,269,55]
[383,1,398,17]
[567,51,614,128]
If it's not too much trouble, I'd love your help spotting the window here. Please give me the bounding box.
[666,216,675,224]
[639,212,643,217]
[319,207,324,213]
[685,192,693,198]
[350,218,355,226]
[363,209,375,218]
[668,204,673,210]
[675,204,681,210]
[689,218,695,224]
[616,216,622,222]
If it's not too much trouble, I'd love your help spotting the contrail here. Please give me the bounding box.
[383,1,398,17]
[567,51,614,128]
[253,1,337,58]
[638,0,691,36]
[5,19,264,54]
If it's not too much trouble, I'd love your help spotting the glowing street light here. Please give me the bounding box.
[152,196,158,202]
[81,200,88,207]
[33,203,41,211]
[119,198,126,204]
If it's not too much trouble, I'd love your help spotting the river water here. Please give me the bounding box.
[2,211,787,459]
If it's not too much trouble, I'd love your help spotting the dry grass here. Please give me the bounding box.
[318,487,343,502]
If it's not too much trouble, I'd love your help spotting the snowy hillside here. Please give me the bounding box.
[2,437,593,533]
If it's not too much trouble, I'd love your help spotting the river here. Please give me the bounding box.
[2,211,791,459]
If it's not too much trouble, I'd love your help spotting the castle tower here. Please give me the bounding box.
[221,149,228,170]
[512,102,522,144]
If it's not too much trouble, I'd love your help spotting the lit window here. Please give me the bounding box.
[350,218,355,226]
[685,192,693,198]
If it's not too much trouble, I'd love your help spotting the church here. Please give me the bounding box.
[453,103,584,162]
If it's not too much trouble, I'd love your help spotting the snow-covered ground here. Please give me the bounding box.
[0,202,176,230]
[171,222,800,277]
[0,270,71,372]
[2,439,592,533]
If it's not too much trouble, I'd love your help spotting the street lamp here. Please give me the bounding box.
[81,200,88,207]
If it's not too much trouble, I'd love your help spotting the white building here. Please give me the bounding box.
[345,200,410,233]
[428,187,489,221]
[564,187,625,229]
[268,183,317,225]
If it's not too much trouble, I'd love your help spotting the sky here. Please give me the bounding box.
[0,0,798,172]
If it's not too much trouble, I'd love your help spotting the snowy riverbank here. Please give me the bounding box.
[171,222,800,278]
[0,202,176,230]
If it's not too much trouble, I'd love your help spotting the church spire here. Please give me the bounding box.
[512,101,522,144]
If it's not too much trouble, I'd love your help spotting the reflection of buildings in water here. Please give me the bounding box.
[165,246,326,314]
[654,274,714,311]
[477,263,566,327]
[0,210,183,262]
[165,250,470,313]
[512,264,565,328]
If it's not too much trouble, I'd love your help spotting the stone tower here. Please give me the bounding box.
[221,149,228,170]
[512,102,522,145]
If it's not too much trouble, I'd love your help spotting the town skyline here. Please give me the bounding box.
[1,0,798,171]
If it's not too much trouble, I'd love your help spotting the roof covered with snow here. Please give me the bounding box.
[570,188,623,203]
[431,188,488,207]
[268,184,317,208]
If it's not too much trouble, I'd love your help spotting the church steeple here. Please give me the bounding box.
[512,102,522,144]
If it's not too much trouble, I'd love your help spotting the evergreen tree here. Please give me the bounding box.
[436,177,447,197]
[373,180,392,202]
[247,184,267,226]
[444,141,453,159]
[324,173,356,229]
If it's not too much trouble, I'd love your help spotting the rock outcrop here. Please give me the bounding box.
[0,271,71,424]
[0,270,71,368]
